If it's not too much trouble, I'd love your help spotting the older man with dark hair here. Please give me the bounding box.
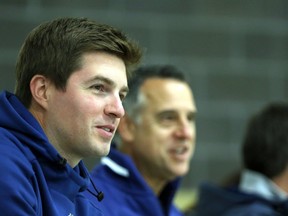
[87,65,197,216]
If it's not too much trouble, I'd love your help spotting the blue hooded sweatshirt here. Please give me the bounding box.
[192,182,288,216]
[0,91,103,216]
[85,145,183,216]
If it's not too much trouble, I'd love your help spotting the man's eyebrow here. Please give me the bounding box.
[88,75,113,85]
[155,110,176,118]
[156,109,197,117]
[88,75,129,93]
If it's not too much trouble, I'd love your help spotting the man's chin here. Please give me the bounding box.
[172,166,189,177]
[100,143,112,156]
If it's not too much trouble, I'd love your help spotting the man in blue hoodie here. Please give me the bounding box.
[0,17,142,215]
[86,65,197,215]
[192,103,288,216]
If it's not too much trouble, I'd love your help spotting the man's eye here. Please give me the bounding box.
[164,116,176,121]
[119,93,126,101]
[187,113,196,122]
[92,84,105,92]
[159,114,177,122]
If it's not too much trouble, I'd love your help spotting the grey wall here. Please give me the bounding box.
[1,0,287,189]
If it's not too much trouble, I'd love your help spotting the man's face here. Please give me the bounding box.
[45,52,128,164]
[128,78,196,181]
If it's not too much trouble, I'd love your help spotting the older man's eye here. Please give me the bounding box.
[119,93,126,101]
[158,113,177,122]
[187,113,196,122]
[162,115,173,121]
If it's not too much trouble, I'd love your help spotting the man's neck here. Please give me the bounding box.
[272,167,288,195]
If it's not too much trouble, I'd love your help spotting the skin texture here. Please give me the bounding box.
[272,166,288,194]
[119,78,197,194]
[29,52,128,167]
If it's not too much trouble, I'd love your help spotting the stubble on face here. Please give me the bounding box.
[44,52,127,167]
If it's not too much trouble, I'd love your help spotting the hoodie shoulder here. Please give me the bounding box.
[0,128,39,214]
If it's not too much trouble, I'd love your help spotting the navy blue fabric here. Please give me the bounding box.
[0,91,102,215]
[193,182,288,216]
[86,146,183,216]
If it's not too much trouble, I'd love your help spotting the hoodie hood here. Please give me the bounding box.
[0,91,90,197]
[0,91,58,162]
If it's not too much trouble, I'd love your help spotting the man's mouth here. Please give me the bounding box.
[174,147,186,154]
[101,127,113,132]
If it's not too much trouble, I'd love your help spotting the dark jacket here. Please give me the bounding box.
[193,182,288,216]
[85,145,183,216]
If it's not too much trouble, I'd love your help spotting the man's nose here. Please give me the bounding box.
[104,95,125,118]
[174,119,195,139]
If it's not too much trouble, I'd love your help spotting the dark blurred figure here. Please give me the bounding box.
[190,102,288,216]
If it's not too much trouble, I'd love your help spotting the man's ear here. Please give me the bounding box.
[29,75,50,109]
[117,115,136,142]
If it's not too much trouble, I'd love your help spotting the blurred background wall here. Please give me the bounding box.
[1,0,287,191]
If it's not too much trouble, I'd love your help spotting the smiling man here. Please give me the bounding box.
[0,17,141,215]
[87,65,197,216]
[42,52,129,167]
